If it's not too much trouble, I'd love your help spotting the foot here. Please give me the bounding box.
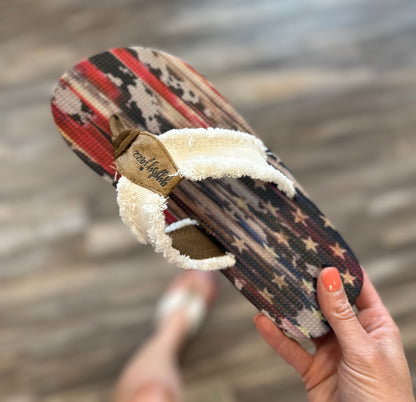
[114,270,219,402]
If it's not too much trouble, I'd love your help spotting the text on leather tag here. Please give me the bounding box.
[113,130,182,197]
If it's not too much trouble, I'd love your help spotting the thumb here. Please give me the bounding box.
[318,267,369,356]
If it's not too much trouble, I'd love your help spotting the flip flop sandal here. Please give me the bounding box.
[154,272,213,338]
[154,286,206,338]
[51,46,363,339]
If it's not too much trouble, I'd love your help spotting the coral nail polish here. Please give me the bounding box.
[322,267,342,292]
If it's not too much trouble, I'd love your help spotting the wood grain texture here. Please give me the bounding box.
[0,0,415,401]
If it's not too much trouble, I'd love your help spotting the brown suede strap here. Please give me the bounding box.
[111,116,183,197]
[113,128,140,159]
[168,225,225,260]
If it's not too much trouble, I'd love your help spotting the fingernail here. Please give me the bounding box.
[321,267,342,292]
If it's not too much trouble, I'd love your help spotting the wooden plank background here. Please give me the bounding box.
[0,0,415,401]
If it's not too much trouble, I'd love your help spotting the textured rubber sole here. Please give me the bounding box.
[51,47,363,338]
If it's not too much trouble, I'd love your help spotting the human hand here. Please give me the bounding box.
[254,267,415,401]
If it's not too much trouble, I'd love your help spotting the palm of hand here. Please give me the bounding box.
[302,332,341,401]
[254,269,414,402]
[302,305,403,401]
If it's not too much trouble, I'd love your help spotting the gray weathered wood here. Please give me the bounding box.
[1,0,415,400]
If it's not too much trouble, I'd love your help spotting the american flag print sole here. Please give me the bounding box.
[51,47,363,339]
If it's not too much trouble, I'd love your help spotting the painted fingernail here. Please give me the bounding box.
[322,267,342,292]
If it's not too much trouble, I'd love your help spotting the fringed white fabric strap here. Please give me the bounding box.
[117,178,236,271]
[160,127,295,198]
[116,127,296,271]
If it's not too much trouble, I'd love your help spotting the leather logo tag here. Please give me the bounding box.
[114,130,182,196]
